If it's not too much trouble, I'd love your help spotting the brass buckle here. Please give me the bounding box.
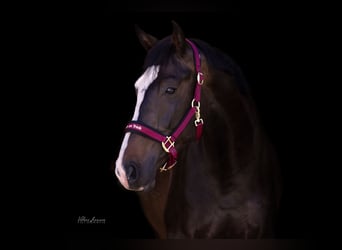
[161,136,175,153]
[197,72,204,85]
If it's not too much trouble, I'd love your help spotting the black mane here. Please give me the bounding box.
[191,38,249,95]
[142,36,249,95]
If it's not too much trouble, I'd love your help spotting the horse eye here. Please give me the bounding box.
[165,87,176,94]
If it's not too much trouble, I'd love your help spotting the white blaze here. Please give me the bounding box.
[115,65,160,190]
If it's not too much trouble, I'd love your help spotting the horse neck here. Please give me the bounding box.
[176,69,264,192]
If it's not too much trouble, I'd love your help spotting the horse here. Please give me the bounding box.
[113,21,282,238]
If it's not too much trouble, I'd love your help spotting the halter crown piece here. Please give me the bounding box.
[125,39,204,172]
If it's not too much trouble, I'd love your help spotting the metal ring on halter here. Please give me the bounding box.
[191,99,200,108]
[194,118,204,127]
[160,160,177,172]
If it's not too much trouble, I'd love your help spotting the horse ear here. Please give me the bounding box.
[135,24,158,51]
[171,20,186,55]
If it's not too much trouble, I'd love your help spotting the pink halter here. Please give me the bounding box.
[125,39,204,172]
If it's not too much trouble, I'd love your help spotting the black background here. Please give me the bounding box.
[34,0,333,245]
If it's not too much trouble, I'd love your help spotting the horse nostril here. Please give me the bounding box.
[125,162,139,183]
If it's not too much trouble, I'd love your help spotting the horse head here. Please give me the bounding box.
[115,21,205,191]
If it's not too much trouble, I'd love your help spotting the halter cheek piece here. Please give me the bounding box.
[125,39,204,172]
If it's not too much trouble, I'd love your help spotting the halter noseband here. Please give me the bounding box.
[125,39,204,172]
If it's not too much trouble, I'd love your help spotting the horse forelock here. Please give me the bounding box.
[143,36,174,70]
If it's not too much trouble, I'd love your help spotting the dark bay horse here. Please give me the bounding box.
[114,21,281,238]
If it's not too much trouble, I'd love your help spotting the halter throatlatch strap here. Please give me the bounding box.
[125,38,204,172]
